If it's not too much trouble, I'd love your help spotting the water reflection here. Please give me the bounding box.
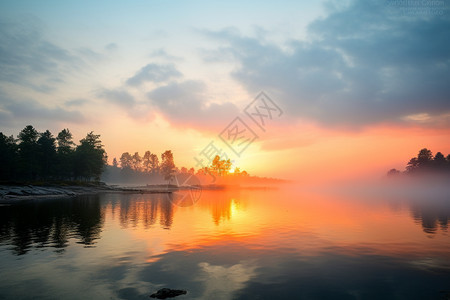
[139,241,450,300]
[0,189,449,299]
[114,194,174,229]
[409,196,449,235]
[1,190,449,257]
[197,189,245,225]
[0,195,103,255]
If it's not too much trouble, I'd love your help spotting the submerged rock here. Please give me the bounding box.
[150,288,187,299]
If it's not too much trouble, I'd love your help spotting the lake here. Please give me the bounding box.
[0,186,449,299]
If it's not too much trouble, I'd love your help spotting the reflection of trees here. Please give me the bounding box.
[0,193,180,256]
[0,195,103,255]
[72,196,104,246]
[0,191,245,256]
[113,194,174,230]
[409,197,449,234]
[160,195,174,229]
[112,191,245,228]
[198,190,243,225]
[211,198,232,225]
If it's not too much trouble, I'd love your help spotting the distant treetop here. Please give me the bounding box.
[387,148,450,177]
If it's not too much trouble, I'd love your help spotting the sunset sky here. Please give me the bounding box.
[1,0,449,182]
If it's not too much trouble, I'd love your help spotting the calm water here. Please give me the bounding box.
[0,187,449,300]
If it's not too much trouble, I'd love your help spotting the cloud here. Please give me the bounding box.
[76,47,104,62]
[147,80,239,129]
[0,110,12,127]
[0,98,85,126]
[64,98,89,107]
[0,19,80,91]
[97,88,136,108]
[150,49,183,61]
[97,88,154,120]
[126,63,182,86]
[105,43,118,52]
[198,261,257,300]
[0,18,108,95]
[99,64,237,129]
[203,0,450,129]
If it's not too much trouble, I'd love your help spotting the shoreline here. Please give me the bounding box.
[0,184,173,203]
[0,182,278,203]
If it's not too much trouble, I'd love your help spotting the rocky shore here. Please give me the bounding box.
[0,184,173,202]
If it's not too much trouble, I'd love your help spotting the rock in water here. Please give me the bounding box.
[150,288,187,299]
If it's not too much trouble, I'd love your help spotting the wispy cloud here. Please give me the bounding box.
[0,97,85,126]
[202,0,450,129]
[105,43,118,52]
[147,80,239,129]
[0,17,110,96]
[97,88,136,108]
[0,19,78,91]
[126,63,182,86]
[64,98,89,107]
[150,49,183,62]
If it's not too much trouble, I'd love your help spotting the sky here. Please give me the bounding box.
[1,0,450,183]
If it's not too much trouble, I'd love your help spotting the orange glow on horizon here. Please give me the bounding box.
[238,123,450,182]
[96,112,450,184]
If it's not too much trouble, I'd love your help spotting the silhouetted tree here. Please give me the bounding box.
[433,152,446,172]
[391,147,450,177]
[56,129,74,155]
[18,125,39,179]
[74,132,107,181]
[120,152,132,169]
[0,133,18,180]
[161,150,175,181]
[131,152,142,171]
[56,129,75,180]
[142,151,152,173]
[387,168,400,176]
[149,153,159,173]
[37,130,57,179]
[112,157,118,168]
[417,148,433,169]
[406,157,419,173]
[196,167,209,176]
[0,126,110,183]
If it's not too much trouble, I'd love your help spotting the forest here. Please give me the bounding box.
[387,148,450,176]
[0,125,107,182]
[104,151,249,185]
[0,125,251,185]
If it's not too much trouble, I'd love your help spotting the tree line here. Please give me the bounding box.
[113,150,176,181]
[387,148,450,176]
[198,155,248,177]
[112,151,248,177]
[105,152,249,185]
[0,125,107,182]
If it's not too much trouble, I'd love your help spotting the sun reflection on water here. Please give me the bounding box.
[0,188,449,299]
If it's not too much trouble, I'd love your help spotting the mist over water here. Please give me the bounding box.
[0,184,449,299]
